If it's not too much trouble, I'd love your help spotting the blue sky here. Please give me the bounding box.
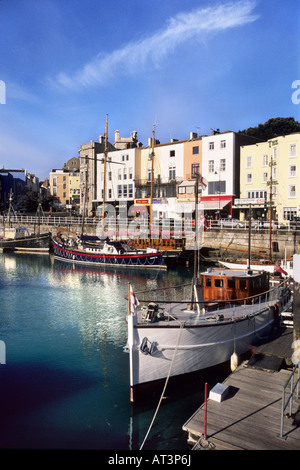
[0,0,299,180]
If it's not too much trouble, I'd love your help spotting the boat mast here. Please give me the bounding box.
[247,203,252,270]
[191,173,200,308]
[149,124,155,228]
[101,114,108,233]
[269,154,273,260]
[81,171,87,237]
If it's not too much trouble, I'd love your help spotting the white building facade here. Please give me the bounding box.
[95,147,137,217]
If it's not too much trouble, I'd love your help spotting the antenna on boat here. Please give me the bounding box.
[191,172,205,312]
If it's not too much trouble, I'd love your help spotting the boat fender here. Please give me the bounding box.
[230,352,239,372]
[140,337,151,355]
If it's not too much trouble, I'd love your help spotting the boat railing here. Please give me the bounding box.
[134,278,291,317]
[278,362,300,440]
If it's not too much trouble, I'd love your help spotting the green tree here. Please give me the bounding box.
[239,117,300,141]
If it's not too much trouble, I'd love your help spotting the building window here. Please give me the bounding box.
[208,160,214,173]
[129,184,133,198]
[191,163,200,177]
[283,207,297,220]
[208,180,226,195]
[63,176,66,181]
[169,166,176,180]
[246,156,252,168]
[289,165,297,177]
[108,171,112,181]
[220,140,226,148]
[118,169,122,180]
[289,185,296,198]
[246,173,252,184]
[123,169,127,180]
[129,167,133,179]
[148,169,152,182]
[53,177,57,186]
[170,150,175,157]
[123,185,128,197]
[289,144,297,157]
[220,159,226,171]
[262,154,268,166]
[209,142,214,150]
[108,189,112,199]
[192,146,199,154]
[262,171,268,182]
[272,147,277,160]
[118,185,122,198]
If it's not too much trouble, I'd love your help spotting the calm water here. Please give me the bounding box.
[0,252,230,450]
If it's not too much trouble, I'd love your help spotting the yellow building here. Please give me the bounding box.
[69,171,80,206]
[238,133,300,223]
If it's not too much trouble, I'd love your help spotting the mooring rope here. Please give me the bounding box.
[139,315,184,450]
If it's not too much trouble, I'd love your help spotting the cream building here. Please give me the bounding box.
[49,169,67,204]
[69,171,80,207]
[238,133,300,223]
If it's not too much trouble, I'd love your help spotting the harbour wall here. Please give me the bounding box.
[202,228,300,259]
[20,220,300,259]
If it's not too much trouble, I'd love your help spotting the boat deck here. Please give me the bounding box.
[137,297,282,326]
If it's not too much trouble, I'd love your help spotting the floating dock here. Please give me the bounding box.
[183,327,300,450]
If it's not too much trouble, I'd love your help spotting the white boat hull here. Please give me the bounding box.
[219,260,293,277]
[126,285,292,400]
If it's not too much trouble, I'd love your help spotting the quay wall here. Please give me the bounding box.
[203,228,300,259]
[18,219,300,259]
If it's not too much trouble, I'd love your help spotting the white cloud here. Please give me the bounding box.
[53,0,259,90]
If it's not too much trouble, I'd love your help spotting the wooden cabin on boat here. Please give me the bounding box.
[199,269,270,303]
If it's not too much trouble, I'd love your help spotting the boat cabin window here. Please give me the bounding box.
[214,279,224,288]
[205,277,211,287]
[227,279,235,289]
[240,280,248,290]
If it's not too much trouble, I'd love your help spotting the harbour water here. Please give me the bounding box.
[0,252,230,450]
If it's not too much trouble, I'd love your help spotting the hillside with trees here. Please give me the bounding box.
[239,117,300,141]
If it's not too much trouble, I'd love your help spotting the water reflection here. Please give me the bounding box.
[0,251,204,450]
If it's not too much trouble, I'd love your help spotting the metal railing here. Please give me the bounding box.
[1,215,98,226]
[3,215,300,232]
[278,362,300,440]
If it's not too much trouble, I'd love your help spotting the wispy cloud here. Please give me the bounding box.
[53,0,259,90]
